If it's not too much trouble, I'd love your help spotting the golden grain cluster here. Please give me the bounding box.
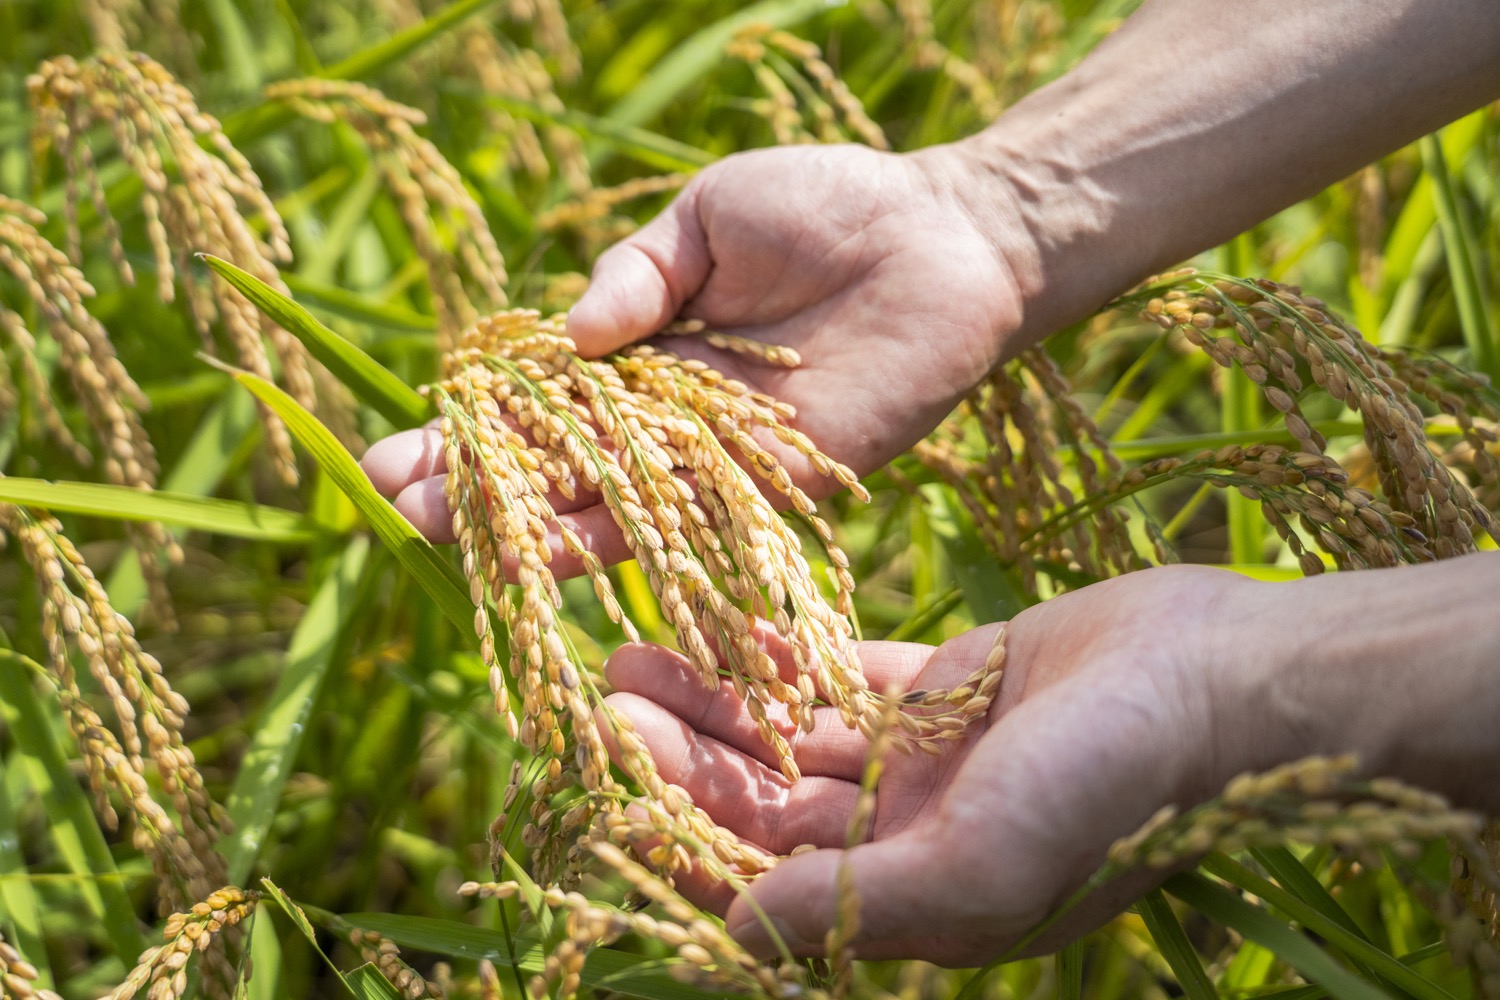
[924,271,1499,593]
[426,307,1005,996]
[28,51,323,482]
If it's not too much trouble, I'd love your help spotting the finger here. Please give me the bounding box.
[724,828,981,963]
[604,643,861,781]
[604,641,933,781]
[603,691,861,856]
[361,426,447,498]
[614,803,743,917]
[390,478,636,577]
[568,182,711,357]
[366,425,602,514]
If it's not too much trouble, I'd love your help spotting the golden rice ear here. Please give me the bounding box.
[100,888,259,1000]
[0,507,224,916]
[28,52,318,485]
[263,78,509,346]
[727,24,888,149]
[0,201,180,626]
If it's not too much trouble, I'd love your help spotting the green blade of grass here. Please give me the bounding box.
[1249,847,1370,943]
[0,755,52,990]
[0,651,145,960]
[604,0,830,130]
[344,966,407,1000]
[1251,944,1453,1000]
[1057,939,1084,1000]
[222,538,370,885]
[1165,871,1395,1000]
[1136,889,1217,1000]
[261,880,401,999]
[247,909,285,1000]
[1422,131,1498,380]
[1200,854,1456,1000]
[225,367,473,637]
[201,256,433,429]
[0,477,316,543]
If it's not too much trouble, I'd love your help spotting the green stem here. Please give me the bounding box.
[1422,132,1499,381]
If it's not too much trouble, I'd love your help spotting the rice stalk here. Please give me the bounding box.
[263,78,509,344]
[1126,270,1497,559]
[27,52,332,483]
[102,887,258,1000]
[348,927,448,999]
[727,26,888,149]
[75,0,194,70]
[0,504,227,921]
[372,0,589,192]
[433,309,999,900]
[0,196,180,622]
[1108,755,1489,872]
[0,931,61,1000]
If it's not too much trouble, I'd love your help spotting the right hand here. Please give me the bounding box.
[363,143,1035,566]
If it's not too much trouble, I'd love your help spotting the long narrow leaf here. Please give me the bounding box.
[0,651,144,959]
[227,368,474,637]
[1164,872,1393,1000]
[0,477,315,543]
[222,539,370,884]
[1136,889,1218,1000]
[261,880,399,999]
[202,255,433,429]
[1201,854,1456,1000]
[1423,132,1499,380]
[0,756,52,990]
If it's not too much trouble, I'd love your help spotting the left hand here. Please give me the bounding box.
[601,564,1290,966]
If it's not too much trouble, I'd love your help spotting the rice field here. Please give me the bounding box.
[0,1,1498,998]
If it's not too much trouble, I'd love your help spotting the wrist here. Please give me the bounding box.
[1221,555,1500,812]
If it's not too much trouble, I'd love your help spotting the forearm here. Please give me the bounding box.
[947,0,1500,347]
[1229,552,1500,812]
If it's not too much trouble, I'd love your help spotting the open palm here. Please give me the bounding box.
[362,144,1023,564]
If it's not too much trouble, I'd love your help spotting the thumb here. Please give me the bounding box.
[724,831,968,963]
[567,182,711,357]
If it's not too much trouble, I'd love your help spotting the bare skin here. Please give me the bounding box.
[360,0,1500,967]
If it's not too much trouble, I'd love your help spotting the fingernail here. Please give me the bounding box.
[727,915,806,960]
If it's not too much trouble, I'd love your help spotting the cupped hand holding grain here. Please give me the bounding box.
[602,557,1500,966]
[362,141,1026,556]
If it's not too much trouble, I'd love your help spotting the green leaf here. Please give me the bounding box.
[227,368,474,638]
[344,965,406,1000]
[1057,939,1084,1000]
[604,0,831,130]
[1200,854,1456,1000]
[0,651,144,960]
[0,477,315,543]
[222,539,370,885]
[1423,130,1498,380]
[1137,890,1218,1000]
[1164,872,1394,1000]
[0,756,52,990]
[200,255,433,429]
[261,879,366,1000]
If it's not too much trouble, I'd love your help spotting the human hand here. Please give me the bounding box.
[361,143,1031,560]
[599,564,1312,966]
